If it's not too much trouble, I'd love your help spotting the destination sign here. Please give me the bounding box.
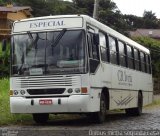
[13,17,83,33]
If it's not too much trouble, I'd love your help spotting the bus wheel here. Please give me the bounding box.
[93,93,106,123]
[125,92,143,116]
[32,113,49,124]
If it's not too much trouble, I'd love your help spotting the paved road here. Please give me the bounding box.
[1,105,160,136]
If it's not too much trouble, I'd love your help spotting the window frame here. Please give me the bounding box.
[99,32,109,63]
[108,35,118,65]
[126,44,134,69]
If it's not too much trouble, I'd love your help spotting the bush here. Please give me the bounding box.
[0,42,10,77]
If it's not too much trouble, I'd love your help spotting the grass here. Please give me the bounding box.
[0,78,33,126]
[0,78,160,126]
[145,99,160,109]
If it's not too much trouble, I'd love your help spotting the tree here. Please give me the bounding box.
[143,10,159,28]
[143,10,157,20]
[14,0,75,16]
[73,0,94,16]
[73,0,129,35]
[124,15,144,30]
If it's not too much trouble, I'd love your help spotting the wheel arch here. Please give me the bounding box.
[139,90,143,96]
[138,90,143,105]
[101,87,110,110]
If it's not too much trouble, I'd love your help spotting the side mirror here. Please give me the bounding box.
[2,39,7,51]
[93,33,99,45]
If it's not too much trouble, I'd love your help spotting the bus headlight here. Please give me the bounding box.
[75,88,80,93]
[13,90,18,95]
[20,90,26,95]
[67,88,73,94]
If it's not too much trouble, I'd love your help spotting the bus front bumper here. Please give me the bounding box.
[10,95,96,113]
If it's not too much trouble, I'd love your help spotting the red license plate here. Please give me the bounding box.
[39,99,53,105]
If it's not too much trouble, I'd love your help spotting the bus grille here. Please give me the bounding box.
[27,88,65,95]
[14,75,81,89]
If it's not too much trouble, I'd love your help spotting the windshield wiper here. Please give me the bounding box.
[17,51,25,75]
[51,28,67,47]
[27,31,39,50]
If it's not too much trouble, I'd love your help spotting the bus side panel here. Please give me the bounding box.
[109,89,122,110]
[148,91,153,105]
[89,88,101,112]
[89,62,112,88]
[143,91,153,106]
[101,63,112,88]
[142,91,149,106]
[109,89,138,110]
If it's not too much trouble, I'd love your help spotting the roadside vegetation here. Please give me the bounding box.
[145,98,160,109]
[0,42,10,77]
[0,78,33,125]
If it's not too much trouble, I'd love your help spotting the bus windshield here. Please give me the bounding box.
[11,30,86,76]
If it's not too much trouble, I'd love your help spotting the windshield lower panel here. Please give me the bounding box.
[11,30,86,76]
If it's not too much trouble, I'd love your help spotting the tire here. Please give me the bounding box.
[92,93,106,123]
[33,113,49,124]
[125,92,143,116]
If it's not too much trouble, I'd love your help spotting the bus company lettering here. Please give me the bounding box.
[29,20,65,29]
[117,70,132,86]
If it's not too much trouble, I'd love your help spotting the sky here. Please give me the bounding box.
[65,0,160,18]
[112,0,160,18]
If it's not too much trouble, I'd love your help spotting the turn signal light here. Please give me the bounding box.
[81,87,88,93]
[10,90,13,96]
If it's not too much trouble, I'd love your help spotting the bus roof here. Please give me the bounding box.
[13,14,150,54]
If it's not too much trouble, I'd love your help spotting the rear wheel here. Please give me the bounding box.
[125,92,143,116]
[92,93,106,123]
[33,113,49,124]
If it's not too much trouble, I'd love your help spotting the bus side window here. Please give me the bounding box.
[87,33,99,60]
[134,48,140,71]
[146,54,152,74]
[109,36,118,65]
[87,34,93,58]
[145,54,149,73]
[140,52,145,72]
[144,53,147,73]
[148,55,152,74]
[127,45,134,69]
[99,32,109,62]
[87,32,100,74]
[118,41,127,67]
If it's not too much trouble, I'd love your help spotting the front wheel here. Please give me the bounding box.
[92,93,106,123]
[32,113,49,124]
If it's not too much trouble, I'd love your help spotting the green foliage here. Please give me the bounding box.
[15,0,76,16]
[73,0,96,16]
[0,78,33,125]
[0,0,4,5]
[143,10,160,28]
[124,11,160,30]
[0,42,10,77]
[132,37,160,77]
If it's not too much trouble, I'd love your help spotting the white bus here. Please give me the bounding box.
[7,15,153,123]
